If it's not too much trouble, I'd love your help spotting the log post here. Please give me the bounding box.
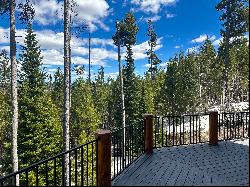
[95,130,111,186]
[144,114,153,154]
[209,111,218,145]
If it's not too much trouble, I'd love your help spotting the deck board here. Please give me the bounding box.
[112,139,249,186]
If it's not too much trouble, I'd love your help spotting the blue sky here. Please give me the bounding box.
[0,0,223,80]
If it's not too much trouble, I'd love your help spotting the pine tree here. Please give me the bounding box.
[216,0,249,109]
[0,50,11,93]
[120,12,140,125]
[52,67,64,118]
[181,51,200,114]
[154,68,166,115]
[143,72,154,113]
[146,19,162,80]
[106,77,123,130]
[93,66,109,127]
[0,50,11,176]
[112,20,126,131]
[228,37,249,104]
[161,56,178,115]
[236,38,249,101]
[146,19,162,115]
[198,38,217,111]
[17,23,62,185]
[70,78,100,146]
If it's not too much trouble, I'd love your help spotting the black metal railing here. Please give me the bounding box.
[0,140,97,186]
[153,114,210,148]
[111,120,145,180]
[218,112,249,141]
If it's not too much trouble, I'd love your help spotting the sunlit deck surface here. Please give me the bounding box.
[112,139,249,186]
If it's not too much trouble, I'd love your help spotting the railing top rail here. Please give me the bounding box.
[220,111,249,115]
[154,111,249,119]
[154,113,209,118]
[0,139,97,181]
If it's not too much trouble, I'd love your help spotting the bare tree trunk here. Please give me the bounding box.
[88,32,91,83]
[116,21,126,168]
[224,37,229,111]
[10,0,19,185]
[63,0,70,185]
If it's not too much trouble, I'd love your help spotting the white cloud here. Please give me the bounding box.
[105,72,119,79]
[129,37,163,60]
[212,37,223,46]
[0,46,10,53]
[41,49,64,66]
[159,61,169,67]
[131,0,177,14]
[174,45,181,49]
[16,0,111,32]
[0,27,117,67]
[212,35,249,46]
[36,30,64,49]
[0,27,9,43]
[166,13,175,18]
[190,34,216,43]
[140,15,161,22]
[1,26,163,68]
[41,46,115,67]
[16,0,63,25]
[143,63,153,68]
[73,0,111,32]
[186,46,199,53]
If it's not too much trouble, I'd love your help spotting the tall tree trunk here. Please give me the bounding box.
[88,32,91,83]
[63,0,70,185]
[224,6,231,111]
[10,0,19,185]
[224,34,229,111]
[117,21,126,168]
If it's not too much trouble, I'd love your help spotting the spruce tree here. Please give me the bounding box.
[70,78,100,146]
[198,38,217,111]
[146,19,161,80]
[216,0,249,109]
[146,19,162,115]
[0,50,11,94]
[93,66,109,127]
[106,77,123,129]
[120,12,140,125]
[52,67,64,119]
[0,50,11,176]
[112,20,126,132]
[162,56,178,115]
[18,24,62,184]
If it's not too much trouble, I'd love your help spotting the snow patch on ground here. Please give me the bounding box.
[208,102,249,113]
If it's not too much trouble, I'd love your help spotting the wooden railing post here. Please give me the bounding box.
[95,130,111,186]
[209,111,218,145]
[144,114,153,154]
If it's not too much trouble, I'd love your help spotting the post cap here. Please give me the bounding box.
[95,130,111,138]
[144,114,154,118]
[208,111,218,115]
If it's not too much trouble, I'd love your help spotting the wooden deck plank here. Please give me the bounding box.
[156,162,178,186]
[164,163,183,186]
[112,154,151,185]
[112,139,249,186]
[173,166,190,186]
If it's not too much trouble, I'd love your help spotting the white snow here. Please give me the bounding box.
[208,102,249,113]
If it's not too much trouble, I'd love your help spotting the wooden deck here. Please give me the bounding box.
[112,139,249,186]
